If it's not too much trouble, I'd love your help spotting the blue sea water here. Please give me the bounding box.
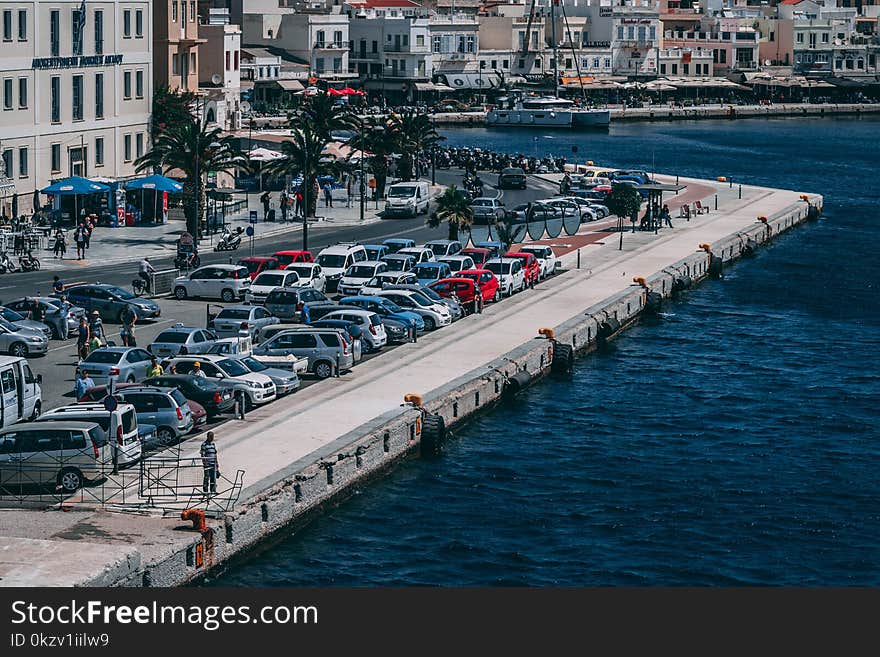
[212,117,880,586]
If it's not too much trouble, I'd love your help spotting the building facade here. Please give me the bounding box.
[154,0,205,92]
[0,0,152,215]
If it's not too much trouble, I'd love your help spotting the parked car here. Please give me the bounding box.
[141,374,236,417]
[429,278,483,314]
[375,289,452,331]
[383,283,463,321]
[3,297,85,339]
[364,244,389,262]
[253,328,355,379]
[308,319,365,361]
[384,181,430,217]
[484,257,526,297]
[460,248,492,269]
[504,251,541,287]
[148,325,220,357]
[473,241,505,258]
[204,336,253,357]
[0,421,112,493]
[456,269,501,303]
[79,383,207,430]
[563,195,608,219]
[542,198,596,222]
[338,296,425,335]
[237,256,280,280]
[398,247,435,264]
[338,261,389,297]
[470,198,507,224]
[210,305,279,339]
[246,270,302,304]
[412,262,452,287]
[37,402,141,466]
[381,253,417,272]
[160,355,276,407]
[323,309,387,352]
[437,255,476,274]
[272,250,315,269]
[423,240,463,258]
[518,245,559,279]
[78,346,154,385]
[382,238,416,254]
[173,264,252,302]
[498,167,527,190]
[230,356,301,395]
[60,284,161,322]
[110,386,194,447]
[263,287,332,323]
[0,318,48,358]
[0,307,53,340]
[361,271,419,295]
[507,202,561,223]
[283,262,326,292]
[316,243,368,292]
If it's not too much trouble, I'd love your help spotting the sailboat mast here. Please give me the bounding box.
[551,0,560,98]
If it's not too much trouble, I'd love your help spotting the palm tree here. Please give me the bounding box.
[428,185,473,241]
[494,220,525,253]
[295,93,356,141]
[349,117,398,200]
[150,84,197,140]
[388,110,443,181]
[135,117,247,238]
[263,123,331,221]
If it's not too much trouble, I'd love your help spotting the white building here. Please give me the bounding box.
[199,23,243,130]
[0,0,152,216]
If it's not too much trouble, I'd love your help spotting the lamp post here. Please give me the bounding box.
[431,116,437,186]
[359,119,365,224]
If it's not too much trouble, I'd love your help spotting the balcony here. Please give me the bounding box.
[384,44,430,53]
[617,40,655,48]
[313,42,346,50]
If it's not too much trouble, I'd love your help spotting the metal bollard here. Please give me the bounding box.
[577,248,581,269]
[235,390,246,420]
[335,353,341,378]
[739,184,742,199]
[715,194,718,210]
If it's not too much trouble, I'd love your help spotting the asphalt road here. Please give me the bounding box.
[2,170,560,411]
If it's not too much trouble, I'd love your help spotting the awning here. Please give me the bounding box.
[125,174,184,193]
[274,79,305,92]
[414,82,455,92]
[41,176,110,195]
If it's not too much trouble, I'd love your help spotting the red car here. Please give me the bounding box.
[505,252,540,287]
[460,247,492,269]
[456,268,500,303]
[238,256,280,280]
[429,278,483,314]
[273,250,315,269]
[79,384,208,428]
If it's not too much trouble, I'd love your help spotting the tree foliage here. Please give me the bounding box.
[151,85,197,140]
[605,184,643,222]
[428,185,473,241]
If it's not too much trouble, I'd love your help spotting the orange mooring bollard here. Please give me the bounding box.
[181,508,207,532]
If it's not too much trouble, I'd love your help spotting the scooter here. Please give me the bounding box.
[214,226,244,251]
[19,251,40,272]
[0,251,18,273]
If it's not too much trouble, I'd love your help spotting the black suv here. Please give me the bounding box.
[497,167,527,190]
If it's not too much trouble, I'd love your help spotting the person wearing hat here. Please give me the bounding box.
[192,361,206,378]
[89,310,105,344]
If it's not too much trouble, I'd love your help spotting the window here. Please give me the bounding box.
[650,26,656,41]
[51,144,61,172]
[821,33,829,44]
[315,58,325,73]
[3,79,11,110]
[172,54,179,76]
[333,30,343,47]
[835,58,842,70]
[234,51,239,70]
[796,32,804,44]
[94,10,103,54]
[316,30,325,47]
[226,51,231,70]
[123,71,132,99]
[123,9,131,37]
[172,1,178,22]
[604,57,611,68]
[136,70,144,98]
[617,26,624,40]
[17,9,24,40]
[660,63,666,74]
[190,1,195,22]
[502,59,508,69]
[95,73,104,118]
[72,9,83,54]
[50,10,59,56]
[372,40,378,53]
[18,77,26,108]
[683,63,689,74]
[627,26,634,40]
[18,148,27,177]
[124,134,132,162]
[136,133,144,158]
[2,10,10,41]
[50,76,60,122]
[671,63,678,74]
[72,75,83,120]
[95,137,104,166]
[135,9,143,37]
[416,34,424,47]
[518,59,525,69]
[333,57,342,73]
[466,35,475,53]
[1,150,10,180]
[190,52,196,71]
[593,57,600,68]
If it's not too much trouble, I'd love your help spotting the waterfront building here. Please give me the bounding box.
[0,0,152,216]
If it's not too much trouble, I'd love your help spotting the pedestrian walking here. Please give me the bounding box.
[280,190,289,222]
[260,191,271,220]
[200,431,220,495]
[56,295,70,341]
[53,229,67,259]
[74,369,95,400]
[76,316,90,359]
[662,204,673,228]
[322,181,333,208]
[83,220,93,250]
[89,310,105,344]
[346,177,353,208]
[73,224,86,259]
[295,189,303,217]
[120,304,137,346]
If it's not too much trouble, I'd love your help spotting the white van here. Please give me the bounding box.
[37,402,142,466]
[0,356,43,428]
[385,181,430,218]
[315,243,368,292]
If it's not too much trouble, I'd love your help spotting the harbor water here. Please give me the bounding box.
[212,117,880,586]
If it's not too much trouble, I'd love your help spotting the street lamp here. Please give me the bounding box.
[431,116,437,186]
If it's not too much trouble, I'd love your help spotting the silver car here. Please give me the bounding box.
[210,305,279,339]
[112,386,194,447]
[0,318,49,357]
[0,307,53,341]
[148,325,220,358]
[231,355,300,394]
[78,347,155,385]
[253,328,355,379]
[4,297,85,339]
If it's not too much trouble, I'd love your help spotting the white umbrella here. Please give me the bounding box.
[247,147,285,162]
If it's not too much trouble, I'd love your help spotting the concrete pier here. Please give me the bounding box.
[0,174,822,587]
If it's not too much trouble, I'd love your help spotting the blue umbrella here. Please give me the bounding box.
[40,176,110,195]
[125,174,183,192]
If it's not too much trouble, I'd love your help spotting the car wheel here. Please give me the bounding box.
[314,361,333,379]
[58,467,84,493]
[221,289,236,303]
[493,289,500,302]
[29,400,41,421]
[423,316,436,331]
[174,286,188,300]
[125,375,136,383]
[9,342,27,358]
[156,427,176,447]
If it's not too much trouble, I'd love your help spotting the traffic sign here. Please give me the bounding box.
[249,210,258,224]
[103,395,118,412]
[245,226,254,237]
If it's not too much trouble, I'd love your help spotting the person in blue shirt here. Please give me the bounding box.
[52,276,64,294]
[74,369,95,400]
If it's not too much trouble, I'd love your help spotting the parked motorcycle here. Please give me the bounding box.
[19,251,40,272]
[214,226,244,252]
[0,251,18,273]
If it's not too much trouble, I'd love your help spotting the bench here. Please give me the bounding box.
[694,200,710,214]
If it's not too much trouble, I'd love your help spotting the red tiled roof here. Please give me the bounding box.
[780,0,806,5]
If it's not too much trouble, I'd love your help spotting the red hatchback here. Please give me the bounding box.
[460,247,492,269]
[505,252,540,287]
[429,278,483,314]
[456,269,500,303]
[237,256,280,280]
[273,250,315,269]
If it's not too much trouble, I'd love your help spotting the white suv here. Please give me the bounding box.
[338,261,388,297]
[316,243,368,292]
[162,355,277,407]
[174,265,252,302]
[323,309,388,352]
[375,289,452,331]
[484,257,525,297]
[518,245,558,279]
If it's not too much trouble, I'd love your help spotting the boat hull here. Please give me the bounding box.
[572,110,611,127]
[486,109,573,127]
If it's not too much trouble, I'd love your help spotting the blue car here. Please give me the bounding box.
[412,262,452,287]
[364,244,389,261]
[58,283,161,322]
[382,238,416,254]
[338,295,425,332]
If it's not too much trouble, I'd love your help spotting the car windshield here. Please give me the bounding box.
[217,309,250,320]
[0,318,21,332]
[274,254,295,265]
[254,273,285,287]
[106,286,135,300]
[154,331,188,343]
[414,266,441,281]
[347,265,376,278]
[317,254,347,268]
[418,287,442,301]
[471,200,492,207]
[379,300,404,313]
[388,186,416,198]
[485,262,509,275]
[186,376,214,390]
[266,291,298,304]
[287,265,314,278]
[384,258,409,271]
[239,356,267,372]
[84,350,122,364]
[1,308,24,321]
[170,389,188,406]
[409,292,433,307]
[427,244,448,256]
[217,358,250,377]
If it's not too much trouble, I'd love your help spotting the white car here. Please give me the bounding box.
[437,255,476,274]
[542,198,596,222]
[564,195,607,219]
[375,289,452,331]
[323,309,388,352]
[484,257,526,297]
[338,261,388,297]
[397,247,435,264]
[161,355,277,407]
[246,270,301,304]
[173,264,251,302]
[316,243,368,292]
[518,245,558,279]
[285,262,326,293]
[361,271,419,296]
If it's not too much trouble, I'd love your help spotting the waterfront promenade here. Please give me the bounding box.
[0,173,819,586]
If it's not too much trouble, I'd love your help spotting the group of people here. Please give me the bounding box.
[52,216,97,260]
